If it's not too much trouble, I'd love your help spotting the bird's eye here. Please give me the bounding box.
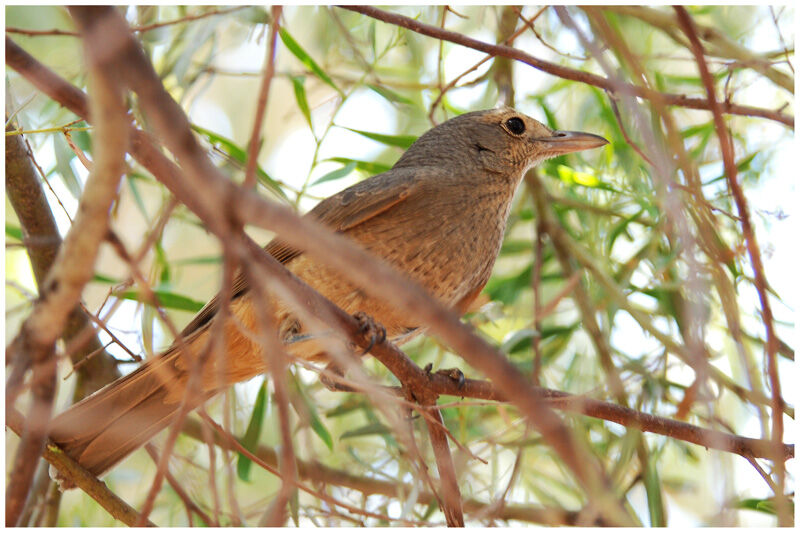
[505,117,525,135]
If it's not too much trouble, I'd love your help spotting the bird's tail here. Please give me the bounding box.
[48,346,213,478]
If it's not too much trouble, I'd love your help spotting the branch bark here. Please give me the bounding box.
[5,122,120,397]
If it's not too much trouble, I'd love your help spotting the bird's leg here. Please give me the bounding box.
[353,311,386,355]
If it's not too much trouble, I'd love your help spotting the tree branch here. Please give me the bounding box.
[337,5,793,128]
[5,122,120,397]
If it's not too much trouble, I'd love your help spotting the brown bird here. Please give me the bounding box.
[49,107,607,478]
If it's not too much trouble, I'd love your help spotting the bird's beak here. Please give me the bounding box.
[536,130,609,155]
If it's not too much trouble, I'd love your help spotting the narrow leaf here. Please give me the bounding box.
[342,127,417,149]
[311,161,356,186]
[118,289,205,312]
[278,28,341,94]
[289,373,333,450]
[191,124,288,200]
[367,83,415,106]
[326,157,391,175]
[6,224,23,241]
[237,381,268,481]
[291,76,313,129]
[341,422,391,440]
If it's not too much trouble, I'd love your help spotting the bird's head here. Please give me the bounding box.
[394,107,608,181]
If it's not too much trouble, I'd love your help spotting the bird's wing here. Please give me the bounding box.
[177,167,427,338]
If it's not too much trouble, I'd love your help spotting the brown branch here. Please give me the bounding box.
[5,6,248,38]
[197,413,426,525]
[425,376,793,461]
[605,91,655,166]
[419,398,464,526]
[5,121,120,396]
[6,409,154,526]
[243,6,281,189]
[4,38,127,526]
[337,5,793,128]
[675,7,790,526]
[179,416,605,525]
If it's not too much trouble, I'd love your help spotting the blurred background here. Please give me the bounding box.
[5,5,795,526]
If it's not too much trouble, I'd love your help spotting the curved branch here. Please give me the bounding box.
[5,408,155,526]
[337,5,793,128]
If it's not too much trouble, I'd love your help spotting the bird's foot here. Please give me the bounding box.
[424,364,466,390]
[353,311,386,355]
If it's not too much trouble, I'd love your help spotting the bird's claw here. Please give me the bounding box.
[353,311,386,355]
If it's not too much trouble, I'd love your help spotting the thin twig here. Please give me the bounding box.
[338,5,793,128]
[243,6,282,189]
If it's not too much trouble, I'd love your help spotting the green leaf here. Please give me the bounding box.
[643,458,665,526]
[341,127,417,149]
[278,28,341,95]
[289,373,334,450]
[126,175,150,222]
[71,121,92,151]
[501,328,538,355]
[173,255,223,265]
[191,124,288,201]
[6,224,23,241]
[606,208,644,255]
[326,157,392,175]
[237,381,268,481]
[367,83,415,106]
[311,161,357,186]
[291,76,313,129]
[92,273,121,284]
[341,422,391,440]
[117,289,205,312]
[154,241,170,284]
[499,239,532,256]
[555,164,615,191]
[733,497,791,516]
